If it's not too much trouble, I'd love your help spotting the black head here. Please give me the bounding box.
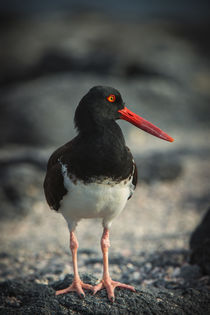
[74,85,174,142]
[74,86,124,131]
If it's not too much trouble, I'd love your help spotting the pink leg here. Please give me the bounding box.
[56,231,93,298]
[93,228,135,302]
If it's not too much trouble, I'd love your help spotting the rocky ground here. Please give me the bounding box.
[0,7,210,315]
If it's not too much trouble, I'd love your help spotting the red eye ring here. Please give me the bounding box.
[107,94,116,103]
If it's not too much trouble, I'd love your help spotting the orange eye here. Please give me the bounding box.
[107,94,116,103]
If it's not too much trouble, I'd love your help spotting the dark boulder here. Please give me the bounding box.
[190,208,210,275]
[190,207,210,250]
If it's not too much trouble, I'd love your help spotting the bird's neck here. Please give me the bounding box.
[79,120,125,146]
[69,121,132,182]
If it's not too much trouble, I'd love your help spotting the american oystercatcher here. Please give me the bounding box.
[44,86,174,302]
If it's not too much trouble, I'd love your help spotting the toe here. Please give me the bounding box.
[82,283,94,291]
[113,281,136,292]
[110,296,115,303]
[55,279,94,298]
[74,283,86,298]
[93,282,103,295]
[106,284,115,302]
[56,287,71,295]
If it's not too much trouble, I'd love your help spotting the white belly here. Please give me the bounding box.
[60,164,133,231]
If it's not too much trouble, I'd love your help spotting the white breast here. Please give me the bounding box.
[59,163,133,231]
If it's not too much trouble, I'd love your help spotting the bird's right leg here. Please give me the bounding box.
[56,231,93,298]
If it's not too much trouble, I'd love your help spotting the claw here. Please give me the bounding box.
[80,293,85,299]
[110,296,115,303]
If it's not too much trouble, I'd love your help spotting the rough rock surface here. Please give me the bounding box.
[1,245,210,314]
[1,274,210,315]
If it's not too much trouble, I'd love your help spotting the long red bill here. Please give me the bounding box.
[118,107,174,142]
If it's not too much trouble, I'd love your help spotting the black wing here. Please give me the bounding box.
[132,162,138,189]
[126,146,138,200]
[43,141,73,211]
[43,163,67,211]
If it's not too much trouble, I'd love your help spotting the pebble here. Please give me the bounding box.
[132,271,141,280]
[172,267,181,277]
[145,262,152,271]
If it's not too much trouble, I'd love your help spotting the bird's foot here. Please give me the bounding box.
[56,278,94,298]
[93,277,135,302]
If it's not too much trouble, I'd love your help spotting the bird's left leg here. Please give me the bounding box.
[93,227,135,302]
[56,231,93,298]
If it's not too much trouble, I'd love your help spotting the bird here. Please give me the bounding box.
[43,86,174,302]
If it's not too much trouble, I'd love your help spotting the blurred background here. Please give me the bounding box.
[0,1,210,284]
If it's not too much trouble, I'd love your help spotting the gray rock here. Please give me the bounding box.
[0,162,43,220]
[0,76,78,146]
[1,13,210,86]
[135,152,182,183]
[0,274,210,315]
[179,264,201,280]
